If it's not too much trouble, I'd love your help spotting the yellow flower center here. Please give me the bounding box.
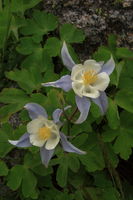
[38,126,51,140]
[83,70,97,85]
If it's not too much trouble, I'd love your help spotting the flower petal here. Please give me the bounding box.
[52,106,71,124]
[83,85,100,98]
[42,75,72,92]
[91,91,108,114]
[61,41,75,71]
[92,72,110,91]
[8,133,31,147]
[45,135,60,150]
[40,146,55,167]
[84,60,101,73]
[24,103,48,120]
[101,56,115,75]
[60,133,86,154]
[27,116,46,134]
[72,81,84,97]
[71,64,83,81]
[29,133,46,147]
[75,95,91,124]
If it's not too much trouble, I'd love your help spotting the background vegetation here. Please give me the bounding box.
[0,0,133,199]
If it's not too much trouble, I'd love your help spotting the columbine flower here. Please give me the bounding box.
[42,42,115,124]
[8,103,86,167]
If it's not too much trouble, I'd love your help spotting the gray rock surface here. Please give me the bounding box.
[43,0,133,59]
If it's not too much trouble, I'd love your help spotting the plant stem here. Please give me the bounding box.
[69,107,78,122]
[97,133,125,200]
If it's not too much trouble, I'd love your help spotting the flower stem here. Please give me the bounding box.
[97,133,125,200]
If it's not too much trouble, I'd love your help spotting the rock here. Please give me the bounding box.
[42,0,133,56]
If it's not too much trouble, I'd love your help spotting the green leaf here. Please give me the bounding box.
[93,172,112,188]
[113,111,133,160]
[0,8,10,49]
[68,155,80,173]
[102,188,120,200]
[44,37,61,57]
[32,164,53,176]
[0,160,8,176]
[106,144,119,167]
[16,37,41,55]
[90,102,101,119]
[106,98,120,130]
[115,89,133,113]
[21,10,58,36]
[10,0,42,14]
[108,34,117,53]
[114,132,132,160]
[84,187,120,200]
[7,165,24,190]
[102,128,118,143]
[116,47,133,59]
[0,103,23,122]
[20,109,30,122]
[115,61,124,86]
[0,88,30,104]
[43,89,61,114]
[120,111,133,129]
[60,23,85,43]
[22,168,37,198]
[30,93,46,106]
[72,133,89,146]
[0,123,14,157]
[6,67,43,94]
[93,46,111,62]
[118,60,133,89]
[79,134,105,172]
[21,48,49,73]
[56,156,68,187]
[10,15,25,40]
[74,191,84,200]
[111,61,124,86]
[24,152,41,168]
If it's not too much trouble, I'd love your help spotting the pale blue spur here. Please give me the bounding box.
[42,42,115,124]
[8,103,86,167]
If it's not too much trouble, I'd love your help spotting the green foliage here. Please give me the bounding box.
[56,156,68,187]
[115,89,133,113]
[0,123,14,157]
[106,98,120,130]
[7,165,24,190]
[0,1,133,199]
[116,47,133,59]
[0,160,8,176]
[20,10,58,37]
[6,67,43,94]
[60,23,85,43]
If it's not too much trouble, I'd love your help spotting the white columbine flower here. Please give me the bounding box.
[71,60,110,98]
[27,116,60,149]
[42,42,115,124]
[9,103,86,167]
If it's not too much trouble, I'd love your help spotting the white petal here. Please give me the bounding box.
[72,81,84,97]
[83,85,100,98]
[45,134,60,150]
[71,64,83,81]
[92,72,110,91]
[29,134,46,147]
[27,117,46,134]
[83,60,101,73]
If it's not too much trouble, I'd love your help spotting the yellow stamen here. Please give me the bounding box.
[83,70,97,85]
[38,126,51,140]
